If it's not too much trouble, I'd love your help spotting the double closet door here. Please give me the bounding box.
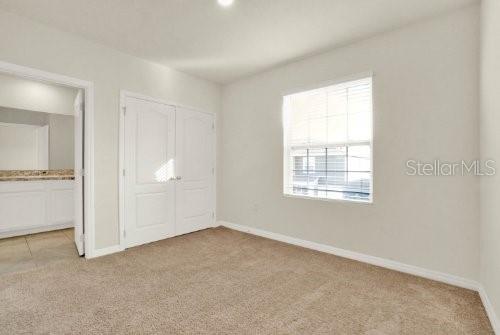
[123,96,215,249]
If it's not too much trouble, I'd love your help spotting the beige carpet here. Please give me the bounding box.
[0,227,493,334]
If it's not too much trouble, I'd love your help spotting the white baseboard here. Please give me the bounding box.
[89,244,123,258]
[219,220,500,333]
[479,286,500,334]
[0,222,74,239]
[219,221,479,290]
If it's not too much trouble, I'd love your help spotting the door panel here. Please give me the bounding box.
[136,109,171,184]
[136,193,169,228]
[124,97,176,248]
[175,107,215,236]
[183,188,209,217]
[73,90,84,255]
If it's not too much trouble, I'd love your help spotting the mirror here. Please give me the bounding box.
[0,108,74,170]
[0,72,77,171]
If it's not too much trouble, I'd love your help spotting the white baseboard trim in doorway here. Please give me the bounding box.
[90,244,123,258]
[218,221,478,290]
[0,222,74,239]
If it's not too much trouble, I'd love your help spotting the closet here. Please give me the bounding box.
[122,95,215,248]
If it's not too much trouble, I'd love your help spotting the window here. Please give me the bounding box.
[283,76,373,202]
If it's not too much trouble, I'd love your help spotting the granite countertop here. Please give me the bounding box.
[0,169,75,182]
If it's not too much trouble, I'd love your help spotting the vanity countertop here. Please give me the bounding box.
[0,169,75,182]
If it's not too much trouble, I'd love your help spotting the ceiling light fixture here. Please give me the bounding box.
[218,0,234,7]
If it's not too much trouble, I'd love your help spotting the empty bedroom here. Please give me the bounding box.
[0,0,499,334]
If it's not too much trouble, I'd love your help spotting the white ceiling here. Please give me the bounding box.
[0,0,477,84]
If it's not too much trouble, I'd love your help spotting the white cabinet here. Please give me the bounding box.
[0,180,74,238]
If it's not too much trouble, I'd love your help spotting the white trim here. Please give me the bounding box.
[283,193,373,205]
[290,140,371,150]
[118,90,216,251]
[479,286,500,334]
[218,221,479,291]
[0,122,41,129]
[91,244,123,258]
[0,60,96,259]
[120,90,216,117]
[213,113,218,227]
[0,222,73,239]
[0,61,92,88]
[118,91,126,251]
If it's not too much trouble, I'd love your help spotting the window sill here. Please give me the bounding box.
[283,193,373,205]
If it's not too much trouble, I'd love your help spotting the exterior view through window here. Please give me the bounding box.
[283,76,373,202]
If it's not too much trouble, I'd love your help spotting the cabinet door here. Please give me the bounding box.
[124,96,176,248]
[175,107,215,236]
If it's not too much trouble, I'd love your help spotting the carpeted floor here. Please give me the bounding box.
[0,227,493,334]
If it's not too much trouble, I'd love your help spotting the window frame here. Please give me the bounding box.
[282,72,374,204]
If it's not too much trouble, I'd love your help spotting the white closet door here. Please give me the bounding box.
[175,107,215,235]
[124,97,176,248]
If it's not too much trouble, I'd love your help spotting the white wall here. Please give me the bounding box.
[0,73,77,115]
[480,0,500,324]
[220,6,479,280]
[0,9,221,249]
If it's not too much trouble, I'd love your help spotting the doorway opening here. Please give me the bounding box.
[0,61,95,268]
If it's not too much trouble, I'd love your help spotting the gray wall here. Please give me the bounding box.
[48,113,74,169]
[220,6,479,280]
[0,106,48,126]
[480,0,500,324]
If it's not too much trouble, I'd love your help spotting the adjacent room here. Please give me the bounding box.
[0,72,84,273]
[0,0,499,334]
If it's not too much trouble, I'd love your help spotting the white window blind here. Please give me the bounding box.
[283,76,373,202]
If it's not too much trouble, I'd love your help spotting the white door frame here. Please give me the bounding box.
[118,90,216,250]
[0,60,96,258]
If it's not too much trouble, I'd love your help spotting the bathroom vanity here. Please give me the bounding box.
[0,170,74,238]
